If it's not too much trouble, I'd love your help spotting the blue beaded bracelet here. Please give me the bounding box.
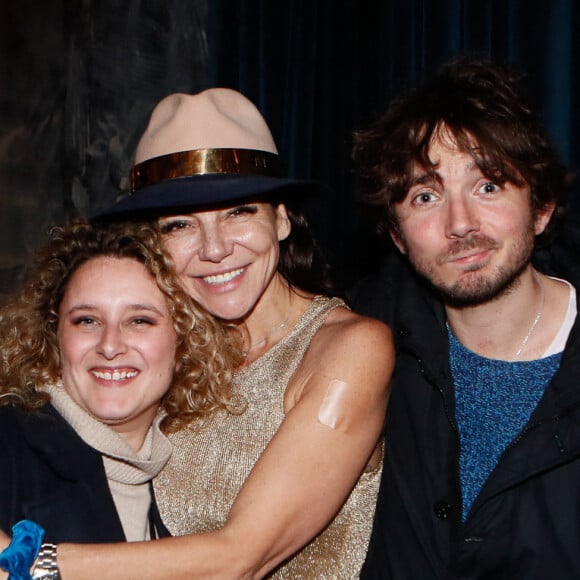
[0,520,45,580]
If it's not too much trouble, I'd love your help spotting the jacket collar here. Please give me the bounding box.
[21,404,104,481]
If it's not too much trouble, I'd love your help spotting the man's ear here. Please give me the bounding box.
[534,201,556,235]
[389,228,407,255]
[275,204,291,241]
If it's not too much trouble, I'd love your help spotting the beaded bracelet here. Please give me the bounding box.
[0,520,45,580]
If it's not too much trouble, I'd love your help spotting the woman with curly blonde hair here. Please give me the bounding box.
[0,219,240,547]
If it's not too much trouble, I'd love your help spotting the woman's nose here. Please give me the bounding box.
[198,225,234,262]
[96,325,127,359]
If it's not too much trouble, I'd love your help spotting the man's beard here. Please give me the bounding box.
[403,224,536,308]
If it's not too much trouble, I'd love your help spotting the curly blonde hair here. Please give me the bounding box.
[0,220,242,432]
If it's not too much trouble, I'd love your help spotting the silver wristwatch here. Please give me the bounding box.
[31,543,61,579]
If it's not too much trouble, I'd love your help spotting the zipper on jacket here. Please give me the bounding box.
[462,400,580,529]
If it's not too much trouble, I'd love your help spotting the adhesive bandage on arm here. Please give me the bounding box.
[317,379,362,434]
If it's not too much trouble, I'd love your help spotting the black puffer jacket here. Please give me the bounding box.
[352,217,580,580]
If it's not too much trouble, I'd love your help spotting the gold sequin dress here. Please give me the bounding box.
[154,295,382,579]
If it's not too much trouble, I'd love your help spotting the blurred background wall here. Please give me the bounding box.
[1,0,578,298]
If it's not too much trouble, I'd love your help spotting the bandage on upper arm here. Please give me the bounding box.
[317,379,363,434]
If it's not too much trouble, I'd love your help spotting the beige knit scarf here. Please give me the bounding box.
[46,384,172,541]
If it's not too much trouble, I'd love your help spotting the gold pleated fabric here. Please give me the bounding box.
[154,295,382,578]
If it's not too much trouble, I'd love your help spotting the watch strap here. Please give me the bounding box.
[31,543,61,579]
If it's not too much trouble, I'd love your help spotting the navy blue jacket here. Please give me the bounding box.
[352,222,580,579]
[0,403,170,543]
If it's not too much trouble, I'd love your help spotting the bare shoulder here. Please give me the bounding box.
[285,304,393,413]
[301,305,394,379]
[320,305,393,353]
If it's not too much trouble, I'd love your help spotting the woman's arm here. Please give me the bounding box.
[57,312,394,579]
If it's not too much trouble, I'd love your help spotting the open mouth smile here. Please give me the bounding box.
[202,267,244,285]
[91,369,138,381]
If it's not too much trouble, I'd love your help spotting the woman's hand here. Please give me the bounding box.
[0,529,10,580]
[0,528,9,551]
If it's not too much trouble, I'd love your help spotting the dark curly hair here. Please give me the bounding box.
[0,220,242,433]
[353,58,572,244]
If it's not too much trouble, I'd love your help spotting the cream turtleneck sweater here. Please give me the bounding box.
[47,385,172,541]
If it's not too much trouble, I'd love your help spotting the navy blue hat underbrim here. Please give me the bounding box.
[94,173,323,220]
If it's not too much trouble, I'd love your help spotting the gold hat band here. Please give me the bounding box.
[130,148,285,193]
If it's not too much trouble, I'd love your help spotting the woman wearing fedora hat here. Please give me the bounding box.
[0,89,394,579]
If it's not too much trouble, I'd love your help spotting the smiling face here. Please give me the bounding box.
[391,133,554,306]
[158,201,291,321]
[57,256,177,448]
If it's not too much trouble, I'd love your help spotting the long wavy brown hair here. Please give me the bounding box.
[0,220,242,433]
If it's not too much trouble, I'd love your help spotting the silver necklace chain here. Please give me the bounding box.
[242,307,291,359]
[512,274,545,361]
[445,273,546,361]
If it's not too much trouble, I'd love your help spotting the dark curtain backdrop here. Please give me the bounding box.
[208,0,580,287]
[1,0,578,296]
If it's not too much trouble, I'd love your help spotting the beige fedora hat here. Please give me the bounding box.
[97,88,320,218]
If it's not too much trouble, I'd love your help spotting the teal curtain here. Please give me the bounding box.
[208,0,579,283]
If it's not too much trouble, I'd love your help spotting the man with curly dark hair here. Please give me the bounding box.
[352,58,580,579]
